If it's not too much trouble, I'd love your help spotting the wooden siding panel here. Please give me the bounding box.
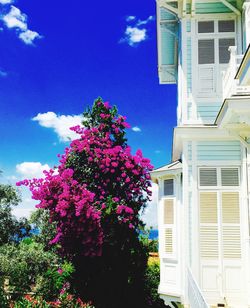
[197,141,241,161]
[195,2,237,14]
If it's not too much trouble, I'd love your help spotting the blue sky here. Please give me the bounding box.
[0,0,177,226]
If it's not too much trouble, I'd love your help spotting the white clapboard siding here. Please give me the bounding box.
[200,192,219,258]
[197,141,241,161]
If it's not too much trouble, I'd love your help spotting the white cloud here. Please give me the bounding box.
[0,0,14,4]
[1,5,41,45]
[16,162,50,179]
[12,186,37,219]
[132,126,141,132]
[0,69,7,77]
[2,6,27,31]
[120,15,154,47]
[141,183,158,228]
[19,29,41,45]
[32,111,83,142]
[123,26,147,46]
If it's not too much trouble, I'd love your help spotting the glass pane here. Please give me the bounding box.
[219,20,235,32]
[164,179,174,195]
[219,38,235,63]
[198,21,214,33]
[199,168,217,186]
[198,40,215,64]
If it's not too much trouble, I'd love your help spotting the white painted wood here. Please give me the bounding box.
[155,2,250,307]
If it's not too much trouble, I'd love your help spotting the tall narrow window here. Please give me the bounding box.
[163,199,175,256]
[164,179,174,195]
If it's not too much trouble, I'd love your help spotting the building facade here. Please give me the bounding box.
[151,1,250,307]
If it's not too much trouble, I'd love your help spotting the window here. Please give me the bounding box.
[198,40,215,64]
[218,20,235,32]
[164,179,174,195]
[198,21,214,33]
[163,199,176,257]
[200,168,217,186]
[199,167,239,187]
[197,19,236,96]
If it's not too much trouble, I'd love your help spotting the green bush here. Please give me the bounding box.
[0,239,59,296]
[36,261,75,301]
[144,260,165,308]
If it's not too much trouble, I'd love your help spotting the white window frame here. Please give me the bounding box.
[162,177,175,197]
[195,18,236,97]
[161,196,177,260]
[198,166,240,190]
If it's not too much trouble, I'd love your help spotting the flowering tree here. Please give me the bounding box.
[17,98,153,308]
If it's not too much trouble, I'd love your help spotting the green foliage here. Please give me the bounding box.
[0,239,59,295]
[0,184,21,207]
[139,228,159,253]
[0,183,31,246]
[30,209,57,251]
[36,261,74,301]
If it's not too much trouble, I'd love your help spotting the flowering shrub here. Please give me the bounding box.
[17,98,153,308]
[17,98,153,260]
[36,261,74,301]
[12,294,94,308]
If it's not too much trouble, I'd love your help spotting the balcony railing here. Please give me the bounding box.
[222,46,250,100]
[187,267,209,308]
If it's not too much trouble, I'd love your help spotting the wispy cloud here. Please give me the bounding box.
[120,15,154,47]
[0,68,7,77]
[0,0,14,4]
[136,16,154,26]
[32,111,83,142]
[126,15,136,22]
[132,126,141,132]
[1,5,42,45]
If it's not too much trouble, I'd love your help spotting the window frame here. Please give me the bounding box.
[198,166,240,190]
[196,19,236,65]
[162,178,175,197]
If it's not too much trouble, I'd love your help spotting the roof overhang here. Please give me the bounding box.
[215,96,250,139]
[151,160,182,183]
[157,0,243,18]
[172,125,236,161]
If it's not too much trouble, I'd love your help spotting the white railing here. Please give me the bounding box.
[222,46,246,100]
[187,267,209,308]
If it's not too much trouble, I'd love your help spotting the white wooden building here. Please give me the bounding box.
[151,1,250,307]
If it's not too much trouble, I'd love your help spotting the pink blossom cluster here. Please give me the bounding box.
[17,168,103,257]
[17,99,153,258]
